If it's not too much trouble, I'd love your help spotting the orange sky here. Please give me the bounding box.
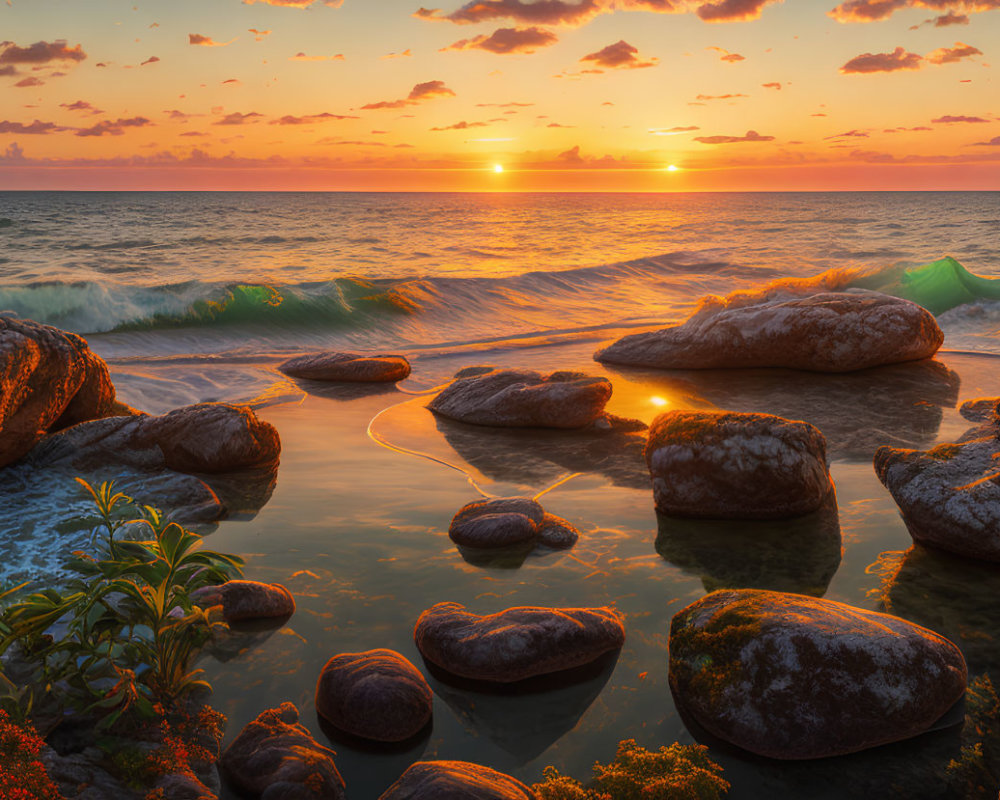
[1,0,998,190]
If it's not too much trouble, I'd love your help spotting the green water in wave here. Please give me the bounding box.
[850,256,1000,315]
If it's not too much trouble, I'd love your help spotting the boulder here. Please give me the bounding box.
[428,368,612,429]
[645,410,833,519]
[378,760,536,800]
[875,411,1000,562]
[219,702,345,800]
[153,772,217,800]
[191,581,295,623]
[280,352,411,383]
[0,317,118,468]
[414,602,625,683]
[595,291,942,373]
[448,498,578,551]
[315,649,432,742]
[669,589,967,759]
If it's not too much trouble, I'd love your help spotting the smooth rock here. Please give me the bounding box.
[378,760,536,800]
[875,413,1000,562]
[414,602,625,683]
[280,352,411,383]
[219,702,345,800]
[154,772,217,800]
[315,649,432,742]
[191,581,295,623]
[596,291,943,373]
[645,409,833,519]
[448,497,578,551]
[428,368,612,429]
[0,317,118,468]
[669,589,967,759]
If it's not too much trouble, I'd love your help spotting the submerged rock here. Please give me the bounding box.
[219,702,345,800]
[191,580,295,623]
[645,409,833,519]
[414,602,625,683]
[0,317,119,468]
[875,409,1000,562]
[595,291,942,373]
[315,649,433,743]
[448,497,578,552]
[280,351,411,383]
[669,589,967,759]
[378,760,536,800]
[428,368,613,429]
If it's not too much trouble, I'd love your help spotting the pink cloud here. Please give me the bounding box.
[926,42,982,64]
[443,26,558,53]
[695,129,774,143]
[289,52,346,61]
[0,40,86,64]
[362,80,456,110]
[60,100,103,114]
[249,29,272,41]
[271,112,360,124]
[214,112,264,125]
[695,0,780,21]
[932,114,989,122]
[831,0,1000,23]
[0,119,62,134]
[242,0,343,7]
[189,34,235,46]
[840,46,922,73]
[75,117,153,137]
[430,120,490,130]
[580,40,658,69]
[13,77,44,88]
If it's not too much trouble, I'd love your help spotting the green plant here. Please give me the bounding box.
[0,479,244,727]
[534,739,729,800]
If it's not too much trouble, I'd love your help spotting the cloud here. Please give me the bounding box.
[222,78,241,85]
[707,46,745,62]
[831,0,1000,23]
[695,0,780,21]
[0,120,62,134]
[0,65,16,76]
[290,51,345,61]
[649,125,700,134]
[932,114,989,122]
[214,112,264,125]
[13,77,44,88]
[179,131,207,137]
[695,92,748,100]
[973,135,1000,146]
[430,120,489,130]
[75,117,153,137]
[141,56,160,66]
[249,29,272,41]
[271,112,360,124]
[418,0,603,26]
[694,129,774,143]
[824,129,870,138]
[362,80,456,110]
[242,0,343,7]
[60,100,103,114]
[476,101,534,107]
[926,42,982,64]
[189,34,235,47]
[0,40,86,64]
[382,49,413,59]
[840,46,922,73]
[581,40,658,69]
[910,11,970,27]
[762,81,782,89]
[444,26,558,53]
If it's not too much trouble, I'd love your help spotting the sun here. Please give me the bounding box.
[666,164,679,172]
[493,164,504,173]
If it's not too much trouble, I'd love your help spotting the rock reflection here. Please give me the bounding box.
[434,415,648,490]
[605,359,959,461]
[878,544,1000,678]
[424,649,620,767]
[655,494,841,596]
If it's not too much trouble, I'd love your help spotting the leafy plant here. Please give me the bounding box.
[0,478,244,727]
[534,739,729,800]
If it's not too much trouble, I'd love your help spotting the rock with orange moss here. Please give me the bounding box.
[595,291,942,372]
[668,589,967,759]
[414,602,625,683]
[280,351,411,383]
[219,702,345,800]
[191,581,295,623]
[645,410,833,519]
[0,317,118,468]
[428,368,613,429]
[378,760,536,800]
[448,497,578,550]
[875,412,1000,561]
[315,649,432,742]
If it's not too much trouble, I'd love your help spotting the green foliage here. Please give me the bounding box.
[534,739,729,800]
[0,479,244,727]
[947,674,1000,800]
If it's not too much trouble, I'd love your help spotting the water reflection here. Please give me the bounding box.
[655,494,842,596]
[877,545,1000,679]
[424,649,620,768]
[604,359,960,461]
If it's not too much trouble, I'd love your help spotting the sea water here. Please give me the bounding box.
[1,191,999,799]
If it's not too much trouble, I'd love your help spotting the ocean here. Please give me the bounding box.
[2,190,999,799]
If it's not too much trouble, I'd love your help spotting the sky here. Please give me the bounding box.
[0,0,998,190]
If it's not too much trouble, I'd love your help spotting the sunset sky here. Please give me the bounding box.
[1,0,998,190]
